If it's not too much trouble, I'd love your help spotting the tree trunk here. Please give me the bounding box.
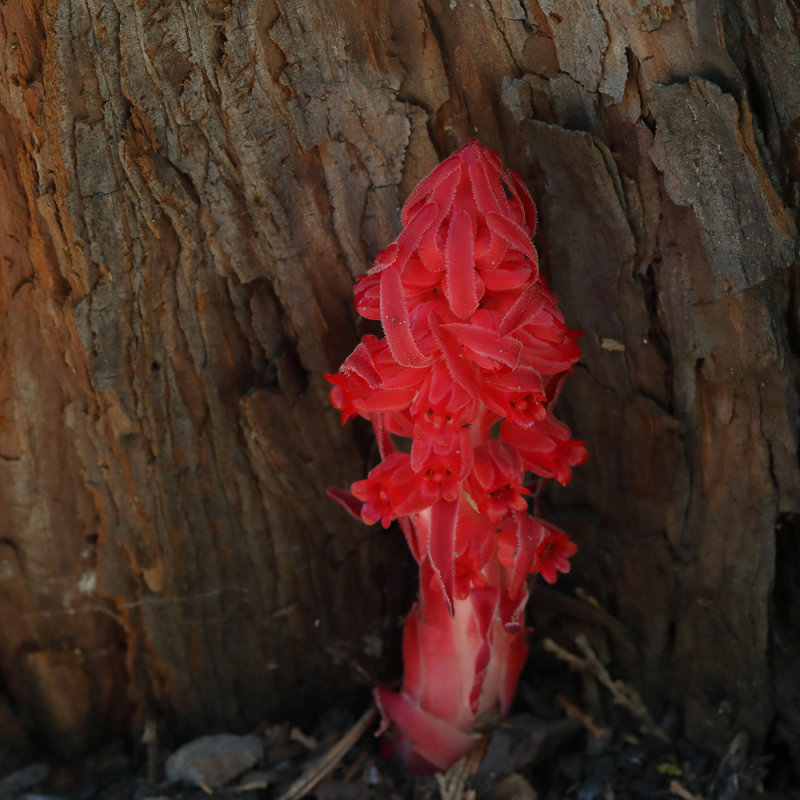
[1,0,798,766]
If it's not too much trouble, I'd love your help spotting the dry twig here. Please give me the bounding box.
[141,719,159,785]
[341,750,369,783]
[545,634,669,743]
[234,775,271,792]
[669,778,701,800]
[435,741,484,800]
[289,726,318,750]
[556,693,607,739]
[277,707,377,800]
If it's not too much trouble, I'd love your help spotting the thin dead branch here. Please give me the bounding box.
[556,693,607,739]
[276,707,377,800]
[545,634,669,743]
[435,740,485,800]
[669,779,701,800]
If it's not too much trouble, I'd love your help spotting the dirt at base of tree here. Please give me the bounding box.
[2,655,796,800]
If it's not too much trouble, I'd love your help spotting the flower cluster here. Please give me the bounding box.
[326,141,586,773]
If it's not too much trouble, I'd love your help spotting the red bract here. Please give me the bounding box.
[326,141,585,772]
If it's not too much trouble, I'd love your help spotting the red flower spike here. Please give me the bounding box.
[326,141,585,773]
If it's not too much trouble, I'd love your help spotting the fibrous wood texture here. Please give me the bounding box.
[0,0,798,764]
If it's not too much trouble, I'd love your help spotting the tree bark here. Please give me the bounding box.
[0,0,798,766]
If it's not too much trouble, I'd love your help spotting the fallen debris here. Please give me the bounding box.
[0,762,50,796]
[556,694,606,740]
[277,707,377,800]
[165,733,264,790]
[545,635,669,743]
[435,745,483,800]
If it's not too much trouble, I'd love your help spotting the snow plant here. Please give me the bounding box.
[325,141,586,773]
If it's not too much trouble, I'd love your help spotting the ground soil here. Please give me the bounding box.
[2,590,797,800]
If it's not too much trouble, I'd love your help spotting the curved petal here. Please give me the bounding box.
[508,511,546,600]
[468,158,507,219]
[430,317,480,402]
[373,687,477,773]
[401,160,461,226]
[441,322,522,369]
[499,283,547,337]
[428,499,460,615]
[444,209,480,318]
[507,169,538,236]
[325,487,364,521]
[486,211,538,267]
[380,267,431,368]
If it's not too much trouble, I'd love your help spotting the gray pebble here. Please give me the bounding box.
[165,733,264,789]
[0,763,50,795]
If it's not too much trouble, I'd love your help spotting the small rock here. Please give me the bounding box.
[479,716,581,775]
[18,795,66,800]
[316,780,368,800]
[585,727,613,757]
[576,772,605,800]
[235,769,270,791]
[0,762,50,795]
[494,772,538,800]
[165,733,264,789]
